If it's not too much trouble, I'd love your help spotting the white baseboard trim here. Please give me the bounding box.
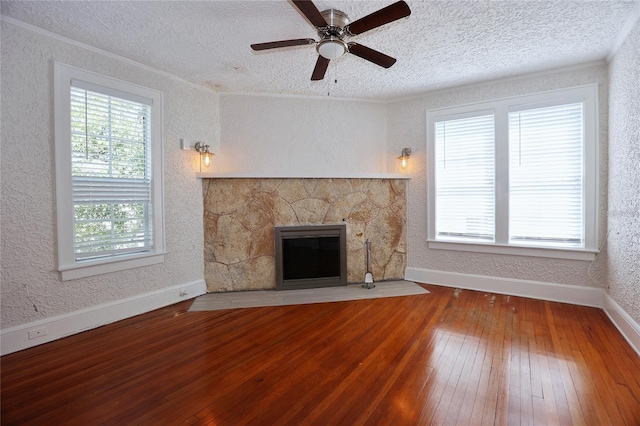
[406,267,604,307]
[603,294,640,357]
[406,267,640,357]
[0,280,206,356]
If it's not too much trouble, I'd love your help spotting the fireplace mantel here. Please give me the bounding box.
[197,172,411,179]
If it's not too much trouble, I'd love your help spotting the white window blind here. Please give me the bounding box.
[508,102,584,247]
[427,85,597,259]
[435,114,495,242]
[70,86,153,261]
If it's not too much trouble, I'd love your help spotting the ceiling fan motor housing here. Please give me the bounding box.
[320,9,349,31]
[317,9,349,60]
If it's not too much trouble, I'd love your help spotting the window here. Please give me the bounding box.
[435,113,495,242]
[427,85,598,260]
[54,63,164,280]
[508,102,584,247]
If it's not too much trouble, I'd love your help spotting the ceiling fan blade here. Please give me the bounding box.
[292,0,328,28]
[251,38,315,51]
[348,43,396,68]
[311,56,330,81]
[346,1,411,35]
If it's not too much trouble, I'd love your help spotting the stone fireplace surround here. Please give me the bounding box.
[202,177,407,293]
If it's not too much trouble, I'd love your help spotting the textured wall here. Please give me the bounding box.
[387,63,610,287]
[1,23,218,328]
[607,20,640,324]
[202,178,406,292]
[217,94,388,175]
[3,16,631,336]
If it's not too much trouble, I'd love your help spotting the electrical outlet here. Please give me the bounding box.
[28,326,48,340]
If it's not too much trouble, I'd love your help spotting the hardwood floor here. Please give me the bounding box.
[2,284,640,425]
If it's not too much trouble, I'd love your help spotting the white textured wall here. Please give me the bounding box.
[217,94,388,174]
[387,64,609,287]
[607,20,640,324]
[3,16,634,335]
[0,23,218,328]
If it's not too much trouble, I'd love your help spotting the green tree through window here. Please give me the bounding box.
[70,87,152,260]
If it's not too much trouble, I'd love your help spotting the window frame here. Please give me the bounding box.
[426,85,599,261]
[54,62,165,280]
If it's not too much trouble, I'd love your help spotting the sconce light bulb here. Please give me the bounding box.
[398,147,411,169]
[203,154,211,168]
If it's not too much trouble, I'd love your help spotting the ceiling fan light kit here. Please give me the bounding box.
[250,0,411,81]
[317,38,347,60]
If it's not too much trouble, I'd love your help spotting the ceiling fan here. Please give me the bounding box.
[250,0,411,81]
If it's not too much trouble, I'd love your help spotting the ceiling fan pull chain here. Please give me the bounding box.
[329,65,338,96]
[327,62,335,96]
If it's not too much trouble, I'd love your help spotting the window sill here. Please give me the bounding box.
[59,252,166,281]
[427,240,597,261]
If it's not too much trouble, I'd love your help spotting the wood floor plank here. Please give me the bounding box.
[531,299,561,425]
[2,284,640,425]
[467,292,501,424]
[545,302,589,426]
[438,290,486,425]
[484,293,511,426]
[447,292,493,424]
[417,289,476,424]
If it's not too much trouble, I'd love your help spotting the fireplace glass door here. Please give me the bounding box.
[275,225,347,290]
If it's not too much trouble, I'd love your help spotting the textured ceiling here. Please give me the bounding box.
[1,0,637,100]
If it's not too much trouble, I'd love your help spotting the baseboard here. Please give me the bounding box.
[0,280,207,356]
[406,267,640,357]
[603,294,640,357]
[405,267,604,307]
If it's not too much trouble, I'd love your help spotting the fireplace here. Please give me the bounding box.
[274,224,347,290]
[202,178,407,293]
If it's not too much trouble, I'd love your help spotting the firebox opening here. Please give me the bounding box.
[275,225,347,290]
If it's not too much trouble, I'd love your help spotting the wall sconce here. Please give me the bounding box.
[194,142,214,169]
[398,147,412,168]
